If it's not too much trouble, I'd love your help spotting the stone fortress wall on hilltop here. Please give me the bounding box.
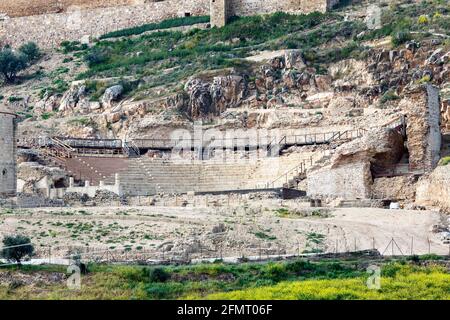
[0,0,340,49]
[0,0,139,18]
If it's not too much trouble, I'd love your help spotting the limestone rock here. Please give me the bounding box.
[284,49,306,70]
[416,165,450,213]
[101,85,124,108]
[35,94,59,113]
[184,78,213,119]
[59,84,87,112]
[17,162,69,194]
[184,75,247,119]
[211,75,247,112]
[331,128,404,169]
[372,176,417,201]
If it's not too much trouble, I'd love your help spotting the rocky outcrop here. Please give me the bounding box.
[307,128,404,200]
[35,93,59,114]
[183,75,247,119]
[59,84,88,113]
[330,128,404,169]
[372,176,417,201]
[101,84,123,109]
[416,165,450,213]
[284,49,306,70]
[17,162,69,195]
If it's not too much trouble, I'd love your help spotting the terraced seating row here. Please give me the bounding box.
[117,153,316,195]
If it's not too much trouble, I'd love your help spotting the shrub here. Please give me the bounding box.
[1,235,34,266]
[84,48,109,67]
[263,263,288,282]
[148,267,170,283]
[7,96,23,103]
[60,41,88,54]
[418,75,431,84]
[438,156,450,166]
[18,42,41,62]
[391,31,412,46]
[41,112,54,120]
[0,48,28,83]
[380,90,400,104]
[417,15,429,24]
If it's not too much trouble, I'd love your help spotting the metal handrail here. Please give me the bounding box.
[265,157,312,189]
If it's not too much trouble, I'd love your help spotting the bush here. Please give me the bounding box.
[19,42,41,62]
[417,15,429,24]
[148,267,170,283]
[438,156,450,166]
[418,75,431,84]
[84,48,109,67]
[263,263,288,282]
[380,90,400,104]
[60,41,88,54]
[391,31,412,46]
[1,235,34,265]
[0,48,28,83]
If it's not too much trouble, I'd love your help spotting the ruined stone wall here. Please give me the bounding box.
[400,85,441,170]
[0,112,17,197]
[1,0,335,48]
[1,0,210,48]
[416,165,450,213]
[307,162,372,200]
[228,0,329,17]
[426,85,442,167]
[0,0,138,18]
[211,0,230,28]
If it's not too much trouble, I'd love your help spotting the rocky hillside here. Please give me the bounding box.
[0,0,449,140]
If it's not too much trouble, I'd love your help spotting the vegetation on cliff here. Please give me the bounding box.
[67,0,448,101]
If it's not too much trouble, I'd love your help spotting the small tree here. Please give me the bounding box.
[19,42,41,63]
[1,235,34,266]
[0,48,28,84]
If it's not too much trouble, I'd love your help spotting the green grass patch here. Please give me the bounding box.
[201,264,450,300]
[0,257,448,300]
[438,156,450,166]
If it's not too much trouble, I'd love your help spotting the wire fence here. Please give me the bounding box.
[1,235,449,267]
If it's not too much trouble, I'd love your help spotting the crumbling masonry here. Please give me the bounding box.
[0,0,342,48]
[0,107,17,198]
